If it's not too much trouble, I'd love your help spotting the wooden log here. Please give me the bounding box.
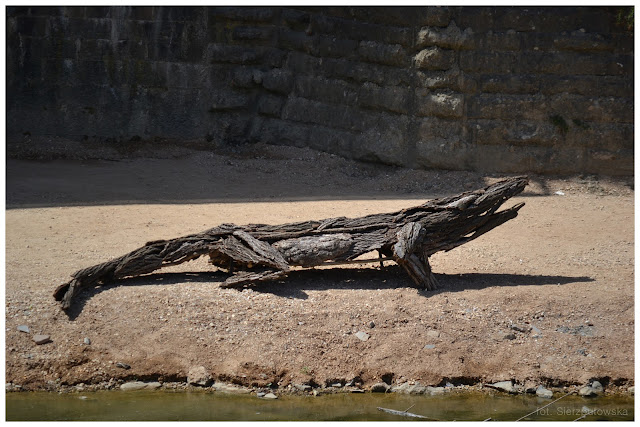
[53,176,528,311]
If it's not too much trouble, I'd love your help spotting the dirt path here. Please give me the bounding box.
[5,142,634,392]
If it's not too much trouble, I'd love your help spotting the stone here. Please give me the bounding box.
[504,333,517,340]
[33,334,51,345]
[120,381,147,391]
[424,344,436,349]
[83,337,91,345]
[145,382,162,390]
[536,385,553,398]
[414,47,456,71]
[370,382,389,393]
[591,381,603,393]
[426,330,440,338]
[115,362,131,370]
[489,381,516,394]
[355,331,370,342]
[187,366,212,387]
[368,321,375,328]
[262,392,278,399]
[212,382,251,394]
[427,386,446,395]
[294,384,311,392]
[578,386,597,397]
[628,386,634,395]
[17,325,30,333]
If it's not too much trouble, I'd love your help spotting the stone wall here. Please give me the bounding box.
[6,6,634,175]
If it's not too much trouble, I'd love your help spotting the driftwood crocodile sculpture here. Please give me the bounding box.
[54,176,528,311]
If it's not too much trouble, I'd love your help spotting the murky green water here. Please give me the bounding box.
[6,390,634,421]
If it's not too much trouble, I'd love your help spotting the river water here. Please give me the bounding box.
[6,390,634,421]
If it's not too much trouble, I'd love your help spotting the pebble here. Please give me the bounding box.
[591,381,603,393]
[579,386,597,397]
[628,386,634,395]
[370,382,389,393]
[17,325,30,333]
[426,330,440,338]
[489,381,515,394]
[424,344,436,349]
[187,366,211,386]
[504,333,516,340]
[577,348,587,356]
[120,381,147,391]
[83,338,91,345]
[368,321,375,328]
[355,331,369,342]
[116,362,131,370]
[33,334,51,345]
[262,393,278,399]
[536,385,553,398]
[294,384,311,392]
[256,392,266,398]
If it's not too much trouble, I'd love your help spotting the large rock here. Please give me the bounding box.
[488,380,516,394]
[187,366,212,387]
[536,385,553,399]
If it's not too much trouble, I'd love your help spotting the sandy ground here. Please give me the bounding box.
[5,141,635,392]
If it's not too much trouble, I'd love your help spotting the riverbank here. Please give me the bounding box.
[5,141,634,394]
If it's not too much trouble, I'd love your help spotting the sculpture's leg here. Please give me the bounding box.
[392,222,438,291]
[377,250,385,269]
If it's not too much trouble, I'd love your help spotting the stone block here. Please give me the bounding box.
[417,116,464,141]
[232,26,274,42]
[416,6,452,28]
[538,75,632,98]
[207,44,284,67]
[414,47,456,71]
[358,41,406,67]
[307,125,355,153]
[416,71,460,92]
[476,74,540,95]
[262,68,293,94]
[207,89,250,111]
[467,94,547,121]
[459,50,519,73]
[209,6,274,23]
[281,8,310,31]
[415,138,475,171]
[15,16,49,37]
[313,14,412,47]
[358,82,411,114]
[257,94,285,117]
[282,97,370,131]
[259,118,310,147]
[416,21,474,50]
[416,90,464,119]
[472,30,522,51]
[471,119,558,147]
[294,75,358,106]
[553,31,614,52]
[352,113,410,166]
[277,29,314,54]
[312,35,358,59]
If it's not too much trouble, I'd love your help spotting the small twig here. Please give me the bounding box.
[403,403,416,413]
[483,417,492,421]
[377,407,439,421]
[515,391,574,422]
[573,413,589,422]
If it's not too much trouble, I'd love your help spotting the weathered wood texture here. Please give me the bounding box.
[54,176,528,310]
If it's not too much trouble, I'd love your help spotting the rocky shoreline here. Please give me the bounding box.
[6,376,635,399]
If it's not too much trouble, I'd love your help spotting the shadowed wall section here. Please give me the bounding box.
[6,6,634,175]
